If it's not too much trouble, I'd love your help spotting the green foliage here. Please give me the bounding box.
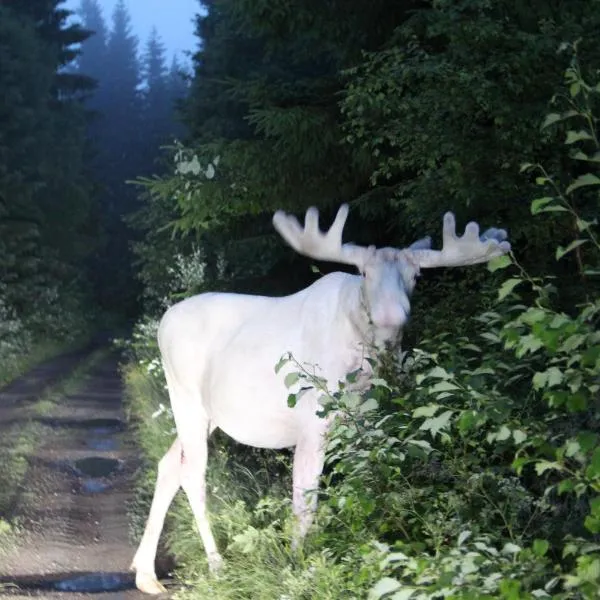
[0,1,101,365]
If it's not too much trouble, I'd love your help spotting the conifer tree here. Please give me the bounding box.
[141,28,172,157]
[0,1,96,322]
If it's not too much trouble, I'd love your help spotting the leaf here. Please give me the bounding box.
[481,331,501,343]
[487,254,512,272]
[496,425,511,441]
[559,334,586,352]
[429,380,460,394]
[570,81,581,98]
[585,448,600,479]
[512,456,530,475]
[530,197,555,215]
[502,542,522,554]
[558,479,575,494]
[565,440,581,458]
[463,343,482,352]
[566,173,600,195]
[576,217,597,231]
[498,278,522,301]
[427,366,452,380]
[516,334,544,356]
[420,409,453,437]
[533,539,550,557]
[370,378,391,389]
[537,205,569,213]
[533,367,564,390]
[391,591,415,600]
[541,113,562,129]
[535,460,564,475]
[520,307,548,324]
[513,429,527,444]
[406,439,433,453]
[274,354,290,374]
[458,530,472,546]
[284,372,300,388]
[412,404,440,418]
[556,239,588,260]
[370,577,401,599]
[205,163,216,179]
[565,130,594,144]
[458,410,478,433]
[360,398,379,414]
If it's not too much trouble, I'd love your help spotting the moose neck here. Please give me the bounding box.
[342,274,404,357]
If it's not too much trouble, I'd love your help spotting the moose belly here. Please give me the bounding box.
[204,366,304,450]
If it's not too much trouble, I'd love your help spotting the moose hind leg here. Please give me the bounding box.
[179,421,223,572]
[132,438,182,594]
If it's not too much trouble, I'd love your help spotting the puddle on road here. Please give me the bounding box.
[0,572,137,594]
[54,572,134,592]
[86,436,118,451]
[74,457,121,478]
[84,418,124,432]
[72,457,121,495]
[81,479,112,493]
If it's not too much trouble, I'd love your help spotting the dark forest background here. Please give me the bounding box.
[2,0,598,336]
[0,0,186,342]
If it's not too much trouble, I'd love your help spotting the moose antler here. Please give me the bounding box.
[273,204,371,268]
[407,212,510,268]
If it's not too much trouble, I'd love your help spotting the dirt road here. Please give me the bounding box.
[0,351,157,598]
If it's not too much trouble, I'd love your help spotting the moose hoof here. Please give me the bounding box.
[135,571,167,595]
[208,551,224,573]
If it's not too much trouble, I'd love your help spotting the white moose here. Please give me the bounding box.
[131,204,510,594]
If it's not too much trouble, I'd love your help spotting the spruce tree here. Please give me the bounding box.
[0,1,96,323]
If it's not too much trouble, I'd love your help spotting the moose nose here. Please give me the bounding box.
[370,302,409,330]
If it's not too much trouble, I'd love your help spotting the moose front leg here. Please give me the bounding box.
[291,433,326,549]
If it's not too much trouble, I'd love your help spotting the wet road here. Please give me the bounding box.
[0,353,159,598]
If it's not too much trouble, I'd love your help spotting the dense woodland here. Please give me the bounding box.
[0,0,185,378]
[1,0,600,598]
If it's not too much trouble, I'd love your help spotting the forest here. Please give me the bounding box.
[1,0,599,598]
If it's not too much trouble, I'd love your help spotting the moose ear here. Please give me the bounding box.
[409,236,432,250]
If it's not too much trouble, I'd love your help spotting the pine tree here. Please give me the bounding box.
[103,0,142,196]
[0,1,96,322]
[76,0,107,86]
[141,28,172,155]
[167,55,189,104]
[166,55,189,140]
[80,0,143,315]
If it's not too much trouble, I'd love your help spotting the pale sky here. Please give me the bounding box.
[63,0,200,63]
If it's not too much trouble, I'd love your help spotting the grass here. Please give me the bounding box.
[0,347,110,544]
[124,363,358,600]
